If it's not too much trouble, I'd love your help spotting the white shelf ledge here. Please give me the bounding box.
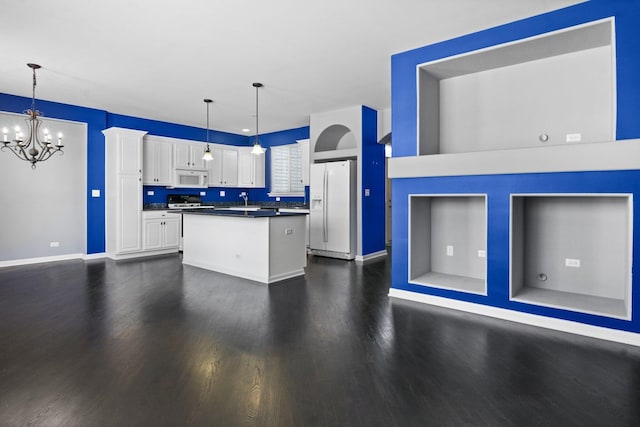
[388,139,640,178]
[512,287,629,320]
[411,272,486,295]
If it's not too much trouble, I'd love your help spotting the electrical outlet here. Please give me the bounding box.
[284,228,293,235]
[276,196,281,202]
[91,189,100,198]
[200,191,206,196]
[147,190,154,196]
[566,133,581,143]
[477,250,486,258]
[220,190,225,197]
[446,245,454,256]
[50,242,59,248]
[565,258,581,268]
[365,189,370,196]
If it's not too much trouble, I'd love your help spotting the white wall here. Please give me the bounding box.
[0,112,87,262]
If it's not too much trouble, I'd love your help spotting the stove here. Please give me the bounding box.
[167,194,202,209]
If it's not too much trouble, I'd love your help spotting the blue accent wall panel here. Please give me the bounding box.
[390,0,640,334]
[391,0,640,157]
[393,171,640,332]
[360,106,386,255]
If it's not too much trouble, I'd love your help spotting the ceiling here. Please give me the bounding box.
[1,0,583,136]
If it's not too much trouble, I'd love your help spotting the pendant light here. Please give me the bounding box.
[251,82,266,155]
[202,98,214,161]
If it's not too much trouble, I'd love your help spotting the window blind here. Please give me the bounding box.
[271,143,304,195]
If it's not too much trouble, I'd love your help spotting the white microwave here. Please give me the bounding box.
[173,169,208,188]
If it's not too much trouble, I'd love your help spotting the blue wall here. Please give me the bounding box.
[0,93,310,254]
[360,106,386,255]
[390,0,640,332]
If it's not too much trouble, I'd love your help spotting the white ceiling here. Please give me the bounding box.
[1,0,583,136]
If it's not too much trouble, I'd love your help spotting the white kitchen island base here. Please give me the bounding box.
[182,211,307,284]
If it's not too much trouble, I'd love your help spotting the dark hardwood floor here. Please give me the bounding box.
[1,253,640,426]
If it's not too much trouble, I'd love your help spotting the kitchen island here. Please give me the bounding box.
[181,209,308,284]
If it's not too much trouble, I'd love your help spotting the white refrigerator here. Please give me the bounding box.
[309,160,356,260]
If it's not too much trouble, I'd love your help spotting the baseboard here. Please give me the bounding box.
[355,250,388,264]
[106,249,179,260]
[0,253,85,268]
[389,288,640,347]
[83,252,107,260]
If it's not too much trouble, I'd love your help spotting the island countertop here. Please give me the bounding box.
[179,208,308,218]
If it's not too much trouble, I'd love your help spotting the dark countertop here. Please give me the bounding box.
[143,202,309,211]
[180,208,307,218]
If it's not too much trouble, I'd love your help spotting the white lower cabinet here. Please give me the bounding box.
[143,211,181,252]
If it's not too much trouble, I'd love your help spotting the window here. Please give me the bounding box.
[270,143,304,196]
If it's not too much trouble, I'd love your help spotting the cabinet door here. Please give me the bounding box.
[190,143,207,170]
[298,139,310,186]
[222,148,238,186]
[174,143,191,169]
[142,139,155,185]
[162,216,180,248]
[155,141,173,185]
[207,145,223,186]
[238,148,265,188]
[238,148,253,187]
[143,218,163,250]
[118,173,142,253]
[118,133,142,174]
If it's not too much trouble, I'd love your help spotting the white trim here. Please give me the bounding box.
[389,288,640,347]
[389,139,640,179]
[83,253,107,260]
[105,249,178,261]
[508,193,633,320]
[0,253,85,268]
[355,249,388,264]
[408,194,488,296]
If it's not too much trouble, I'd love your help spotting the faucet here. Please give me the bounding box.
[240,192,248,207]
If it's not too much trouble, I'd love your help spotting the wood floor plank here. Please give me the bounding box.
[1,253,640,426]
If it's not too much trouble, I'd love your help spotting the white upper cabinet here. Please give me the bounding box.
[207,145,239,187]
[238,147,265,188]
[174,142,207,170]
[297,139,310,186]
[143,136,173,185]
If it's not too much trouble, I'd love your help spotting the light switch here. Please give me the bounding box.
[477,250,486,258]
[91,189,100,198]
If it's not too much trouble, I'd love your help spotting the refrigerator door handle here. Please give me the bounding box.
[323,167,328,243]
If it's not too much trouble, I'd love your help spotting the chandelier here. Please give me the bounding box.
[1,63,64,169]
[251,82,266,155]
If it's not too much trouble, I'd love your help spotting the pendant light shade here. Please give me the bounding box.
[251,82,266,155]
[202,98,214,161]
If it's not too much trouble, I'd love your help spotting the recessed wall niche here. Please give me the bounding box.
[409,195,487,295]
[510,194,632,319]
[417,18,615,155]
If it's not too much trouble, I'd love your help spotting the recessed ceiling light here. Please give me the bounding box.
[242,128,250,133]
